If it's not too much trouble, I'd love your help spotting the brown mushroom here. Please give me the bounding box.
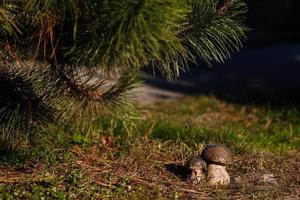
[201,144,232,186]
[187,155,207,184]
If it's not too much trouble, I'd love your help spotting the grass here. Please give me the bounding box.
[0,95,299,199]
[138,96,299,155]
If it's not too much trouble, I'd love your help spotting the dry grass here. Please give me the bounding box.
[0,95,299,199]
[0,138,299,199]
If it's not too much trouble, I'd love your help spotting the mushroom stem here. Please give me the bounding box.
[190,169,205,183]
[206,164,230,186]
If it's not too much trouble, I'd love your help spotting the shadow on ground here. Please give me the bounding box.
[165,163,190,182]
[142,43,300,107]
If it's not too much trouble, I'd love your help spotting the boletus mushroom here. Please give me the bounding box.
[187,155,207,184]
[201,144,232,186]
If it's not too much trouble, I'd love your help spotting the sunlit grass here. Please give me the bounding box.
[0,95,299,199]
[141,96,300,154]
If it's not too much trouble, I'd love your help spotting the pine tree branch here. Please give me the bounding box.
[181,0,248,64]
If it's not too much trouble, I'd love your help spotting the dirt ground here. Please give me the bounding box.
[0,144,299,199]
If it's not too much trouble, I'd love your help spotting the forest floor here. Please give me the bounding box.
[0,96,299,199]
[0,44,300,199]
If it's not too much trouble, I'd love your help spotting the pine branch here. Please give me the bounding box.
[42,63,141,135]
[181,0,248,65]
[0,62,55,149]
[0,0,248,149]
[1,0,248,74]
[0,0,20,37]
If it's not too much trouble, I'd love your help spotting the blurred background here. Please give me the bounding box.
[246,0,300,43]
[137,0,300,106]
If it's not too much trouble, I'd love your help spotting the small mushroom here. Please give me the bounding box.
[201,144,232,186]
[187,155,207,184]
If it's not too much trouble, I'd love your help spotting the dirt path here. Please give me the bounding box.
[134,43,300,105]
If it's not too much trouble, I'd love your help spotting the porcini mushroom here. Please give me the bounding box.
[201,144,232,186]
[187,155,207,184]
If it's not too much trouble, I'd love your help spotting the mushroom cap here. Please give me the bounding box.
[201,144,232,166]
[187,155,207,170]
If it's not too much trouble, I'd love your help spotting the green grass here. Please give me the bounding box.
[137,96,300,154]
[0,95,299,199]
